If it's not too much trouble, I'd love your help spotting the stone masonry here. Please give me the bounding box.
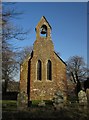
[19,16,67,104]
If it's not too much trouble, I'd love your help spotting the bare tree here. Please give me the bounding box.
[66,55,89,94]
[17,45,33,64]
[2,3,29,93]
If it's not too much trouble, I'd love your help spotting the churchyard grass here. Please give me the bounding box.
[2,100,17,111]
[1,100,89,120]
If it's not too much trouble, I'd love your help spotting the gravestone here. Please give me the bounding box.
[17,91,28,110]
[52,90,64,110]
[78,90,87,106]
[86,88,89,106]
[38,100,46,107]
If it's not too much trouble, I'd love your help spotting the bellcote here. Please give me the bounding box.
[35,16,52,40]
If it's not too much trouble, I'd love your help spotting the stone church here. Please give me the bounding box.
[19,16,67,104]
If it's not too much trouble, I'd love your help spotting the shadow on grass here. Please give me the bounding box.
[1,100,89,120]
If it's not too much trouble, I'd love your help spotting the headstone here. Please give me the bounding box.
[78,90,87,106]
[52,90,64,110]
[38,100,46,107]
[86,88,89,106]
[17,91,28,110]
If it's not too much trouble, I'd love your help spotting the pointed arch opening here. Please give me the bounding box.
[37,60,42,80]
[47,60,52,80]
[40,25,47,37]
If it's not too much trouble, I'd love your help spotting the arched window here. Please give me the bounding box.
[47,60,52,80]
[37,60,42,80]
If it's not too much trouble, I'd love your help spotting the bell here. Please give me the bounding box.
[40,25,47,34]
[41,28,47,34]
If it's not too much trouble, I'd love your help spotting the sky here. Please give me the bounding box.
[10,2,87,62]
[2,0,88,2]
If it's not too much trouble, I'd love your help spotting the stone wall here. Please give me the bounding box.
[19,16,67,104]
[29,33,67,101]
[20,57,30,93]
[29,53,67,101]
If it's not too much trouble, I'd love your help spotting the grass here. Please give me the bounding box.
[31,100,53,107]
[1,100,89,120]
[31,100,41,106]
[1,100,17,104]
[1,100,17,111]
